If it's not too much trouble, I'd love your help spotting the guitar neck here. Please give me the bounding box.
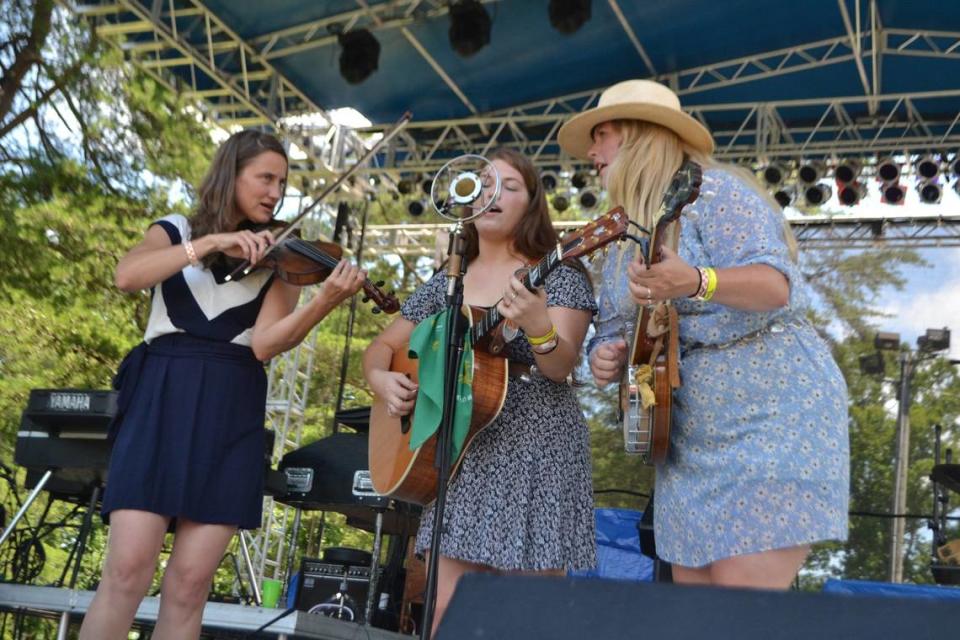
[470,245,562,342]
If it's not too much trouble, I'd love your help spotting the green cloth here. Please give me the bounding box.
[407,307,474,461]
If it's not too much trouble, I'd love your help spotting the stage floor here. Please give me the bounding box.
[0,583,410,639]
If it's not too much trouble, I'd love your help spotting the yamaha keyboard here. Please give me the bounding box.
[14,389,117,501]
[14,388,287,501]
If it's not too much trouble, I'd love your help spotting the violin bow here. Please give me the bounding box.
[225,111,413,282]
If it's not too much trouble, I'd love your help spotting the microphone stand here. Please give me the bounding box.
[419,218,470,640]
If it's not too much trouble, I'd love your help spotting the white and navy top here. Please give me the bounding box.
[143,214,275,346]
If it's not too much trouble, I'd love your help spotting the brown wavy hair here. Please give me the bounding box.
[189,130,287,266]
[463,148,559,262]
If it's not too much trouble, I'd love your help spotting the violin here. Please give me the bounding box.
[232,220,400,315]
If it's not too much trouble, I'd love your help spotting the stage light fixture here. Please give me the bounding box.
[772,185,795,208]
[874,331,901,351]
[397,179,414,195]
[881,183,906,205]
[541,170,559,192]
[761,163,787,187]
[421,178,433,195]
[571,171,589,190]
[877,157,901,184]
[917,179,942,204]
[949,155,960,178]
[449,0,491,58]
[915,155,940,180]
[835,158,862,185]
[551,194,570,212]
[918,327,951,352]
[803,183,832,206]
[549,0,592,35]
[338,29,380,84]
[579,189,599,209]
[407,200,426,217]
[838,182,866,206]
[798,160,826,185]
[858,352,885,375]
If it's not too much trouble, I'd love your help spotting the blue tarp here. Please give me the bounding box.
[569,507,653,582]
[823,578,960,601]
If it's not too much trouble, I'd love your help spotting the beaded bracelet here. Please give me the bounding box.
[690,266,718,302]
[183,240,201,267]
[526,324,557,346]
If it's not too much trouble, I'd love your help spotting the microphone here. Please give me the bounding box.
[448,171,483,205]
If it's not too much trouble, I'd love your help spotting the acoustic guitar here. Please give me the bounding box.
[369,208,630,505]
[620,159,703,464]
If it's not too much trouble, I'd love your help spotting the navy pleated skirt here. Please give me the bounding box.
[101,333,267,529]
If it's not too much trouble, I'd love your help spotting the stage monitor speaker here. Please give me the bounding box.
[295,556,371,624]
[437,574,955,640]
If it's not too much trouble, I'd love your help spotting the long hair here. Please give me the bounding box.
[190,130,287,266]
[606,120,798,261]
[462,148,559,263]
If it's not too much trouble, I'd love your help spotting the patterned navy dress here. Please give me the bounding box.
[405,264,598,571]
[589,168,849,567]
[101,214,274,529]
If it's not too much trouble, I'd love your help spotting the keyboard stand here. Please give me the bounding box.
[0,469,53,550]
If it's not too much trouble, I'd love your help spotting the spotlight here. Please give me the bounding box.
[761,163,788,187]
[874,331,901,351]
[397,179,414,195]
[571,171,589,189]
[551,194,570,212]
[917,179,942,204]
[541,170,559,192]
[338,29,380,84]
[877,157,901,184]
[579,188,599,209]
[803,183,832,206]
[837,182,866,206]
[835,158,862,185]
[449,0,491,58]
[915,155,940,180]
[549,0,592,35]
[798,160,826,185]
[421,178,433,195]
[881,182,906,205]
[407,200,426,217]
[772,185,795,208]
[858,352,885,375]
[918,327,951,352]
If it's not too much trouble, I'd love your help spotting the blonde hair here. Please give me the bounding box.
[605,120,798,261]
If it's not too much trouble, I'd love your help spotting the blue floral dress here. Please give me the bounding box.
[589,168,849,567]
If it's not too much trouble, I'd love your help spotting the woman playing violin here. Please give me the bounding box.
[80,130,365,640]
[363,148,597,634]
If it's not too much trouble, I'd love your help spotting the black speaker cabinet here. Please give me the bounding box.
[295,557,371,624]
[438,574,957,640]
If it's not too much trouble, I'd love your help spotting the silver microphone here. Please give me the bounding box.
[448,171,483,205]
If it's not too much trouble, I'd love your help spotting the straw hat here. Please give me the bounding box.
[557,79,714,159]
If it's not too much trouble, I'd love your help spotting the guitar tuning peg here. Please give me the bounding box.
[372,307,381,314]
[376,280,385,287]
[362,296,370,303]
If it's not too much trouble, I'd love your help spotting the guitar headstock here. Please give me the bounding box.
[557,207,629,262]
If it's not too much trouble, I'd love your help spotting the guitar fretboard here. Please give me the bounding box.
[469,241,570,343]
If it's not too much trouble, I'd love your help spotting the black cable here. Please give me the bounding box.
[240,606,297,638]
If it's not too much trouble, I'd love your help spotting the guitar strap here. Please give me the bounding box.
[667,305,681,389]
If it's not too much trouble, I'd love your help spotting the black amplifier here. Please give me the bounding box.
[296,549,372,623]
